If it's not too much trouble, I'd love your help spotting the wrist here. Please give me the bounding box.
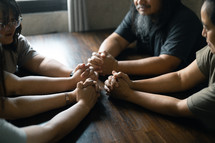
[77,100,91,112]
[65,92,76,105]
[70,70,75,77]
[125,89,135,102]
[113,60,119,72]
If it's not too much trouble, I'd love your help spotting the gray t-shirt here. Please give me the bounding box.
[3,35,38,73]
[0,118,26,143]
[187,46,215,130]
[115,3,206,69]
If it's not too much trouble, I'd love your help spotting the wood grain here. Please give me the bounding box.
[10,30,215,143]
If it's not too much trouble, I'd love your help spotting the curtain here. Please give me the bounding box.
[67,0,88,32]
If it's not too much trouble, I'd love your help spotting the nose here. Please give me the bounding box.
[202,27,207,38]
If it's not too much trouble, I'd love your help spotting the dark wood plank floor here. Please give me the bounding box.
[11,30,215,143]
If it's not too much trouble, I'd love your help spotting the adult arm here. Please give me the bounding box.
[99,33,130,57]
[131,60,206,93]
[106,76,192,117]
[0,92,76,120]
[22,80,99,143]
[23,54,73,77]
[117,54,181,75]
[4,64,97,95]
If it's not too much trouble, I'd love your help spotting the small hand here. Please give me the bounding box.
[88,52,103,73]
[75,79,100,110]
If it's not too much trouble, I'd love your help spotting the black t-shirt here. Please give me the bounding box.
[115,3,206,69]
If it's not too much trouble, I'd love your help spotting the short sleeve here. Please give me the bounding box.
[114,11,136,43]
[17,35,38,68]
[0,119,27,143]
[196,46,211,78]
[159,6,205,66]
[160,16,203,62]
[187,84,215,129]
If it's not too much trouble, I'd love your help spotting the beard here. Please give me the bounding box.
[134,14,152,40]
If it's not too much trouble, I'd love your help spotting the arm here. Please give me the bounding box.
[5,64,98,95]
[23,54,73,77]
[90,40,181,76]
[88,33,130,73]
[0,92,76,120]
[22,102,92,143]
[22,80,99,143]
[5,73,77,95]
[99,33,130,57]
[132,60,206,93]
[105,76,192,117]
[127,89,192,117]
[117,54,181,75]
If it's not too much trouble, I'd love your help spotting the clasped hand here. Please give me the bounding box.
[88,51,118,75]
[104,71,133,100]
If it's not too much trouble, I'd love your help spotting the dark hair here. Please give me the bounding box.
[0,0,21,109]
[130,0,181,32]
[205,0,215,25]
[0,0,22,51]
[0,43,6,109]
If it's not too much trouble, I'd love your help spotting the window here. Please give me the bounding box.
[16,0,67,13]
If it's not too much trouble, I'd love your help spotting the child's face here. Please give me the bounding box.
[0,9,17,45]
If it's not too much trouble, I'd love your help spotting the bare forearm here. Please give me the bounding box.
[132,72,183,93]
[36,58,73,77]
[23,102,90,143]
[99,33,128,57]
[2,92,76,119]
[127,90,186,117]
[6,75,76,95]
[99,39,122,57]
[118,56,179,75]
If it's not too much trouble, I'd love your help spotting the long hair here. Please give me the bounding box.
[205,0,215,25]
[130,0,181,34]
[0,43,6,109]
[0,0,22,51]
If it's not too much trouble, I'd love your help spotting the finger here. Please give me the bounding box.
[83,80,95,87]
[104,85,110,93]
[113,71,124,79]
[77,81,84,89]
[94,71,99,78]
[106,77,114,90]
[111,77,119,88]
[100,51,108,58]
[74,63,85,72]
[92,52,100,57]
[81,68,90,78]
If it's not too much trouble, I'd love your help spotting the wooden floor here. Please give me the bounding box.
[11,30,215,143]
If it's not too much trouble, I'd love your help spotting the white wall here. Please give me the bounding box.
[21,0,130,36]
[21,11,68,35]
[21,0,203,36]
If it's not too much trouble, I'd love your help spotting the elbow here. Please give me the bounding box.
[168,100,191,117]
[158,55,182,74]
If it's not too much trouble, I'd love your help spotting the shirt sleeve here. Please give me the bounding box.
[160,11,203,63]
[114,11,136,43]
[0,119,27,143]
[187,84,215,129]
[196,46,211,78]
[17,35,39,68]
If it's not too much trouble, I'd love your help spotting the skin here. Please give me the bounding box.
[104,1,214,118]
[1,79,100,143]
[201,1,215,53]
[0,9,98,95]
[4,63,98,96]
[134,0,162,16]
[88,0,181,76]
